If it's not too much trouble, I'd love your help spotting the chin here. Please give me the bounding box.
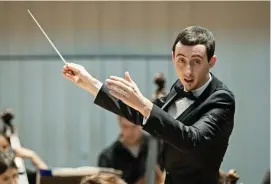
[183,85,195,91]
[128,139,137,144]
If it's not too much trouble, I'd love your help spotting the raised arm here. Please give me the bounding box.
[62,63,102,97]
[62,63,167,125]
[14,147,48,170]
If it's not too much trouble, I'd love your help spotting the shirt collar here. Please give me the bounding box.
[190,73,212,97]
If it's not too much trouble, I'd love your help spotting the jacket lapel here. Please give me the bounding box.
[174,73,220,121]
[161,91,177,111]
[160,79,180,111]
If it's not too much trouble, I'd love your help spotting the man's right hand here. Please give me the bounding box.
[62,63,102,96]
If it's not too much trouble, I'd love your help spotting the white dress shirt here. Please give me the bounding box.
[143,73,212,124]
[168,74,212,118]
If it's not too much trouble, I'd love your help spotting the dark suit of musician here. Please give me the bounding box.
[62,26,236,184]
[93,73,235,184]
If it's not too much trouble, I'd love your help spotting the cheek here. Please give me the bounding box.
[175,64,185,75]
[0,176,8,184]
[122,131,128,137]
[194,65,208,76]
[124,129,134,137]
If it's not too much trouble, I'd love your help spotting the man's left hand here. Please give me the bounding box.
[106,72,153,117]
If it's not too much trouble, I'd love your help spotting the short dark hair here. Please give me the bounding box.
[0,151,17,175]
[172,26,215,61]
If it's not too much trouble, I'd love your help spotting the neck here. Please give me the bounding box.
[184,73,210,92]
[196,73,210,90]
[201,73,210,87]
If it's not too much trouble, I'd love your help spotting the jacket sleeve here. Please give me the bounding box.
[97,152,112,168]
[94,84,167,125]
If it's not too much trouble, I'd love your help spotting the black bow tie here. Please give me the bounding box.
[174,86,198,100]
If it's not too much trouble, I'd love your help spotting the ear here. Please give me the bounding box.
[209,55,217,69]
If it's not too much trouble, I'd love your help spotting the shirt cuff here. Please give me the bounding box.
[94,81,103,92]
[93,82,103,100]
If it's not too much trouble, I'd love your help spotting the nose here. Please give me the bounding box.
[184,64,192,76]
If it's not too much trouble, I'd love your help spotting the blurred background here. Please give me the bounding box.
[0,1,269,184]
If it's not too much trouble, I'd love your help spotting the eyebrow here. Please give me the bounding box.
[176,53,186,57]
[191,54,204,59]
[176,53,203,59]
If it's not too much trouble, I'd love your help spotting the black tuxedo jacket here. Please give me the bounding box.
[94,74,235,184]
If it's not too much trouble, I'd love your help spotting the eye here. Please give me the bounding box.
[177,57,185,63]
[192,59,201,64]
[195,60,201,64]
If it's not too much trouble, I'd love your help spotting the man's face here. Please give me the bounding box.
[119,117,142,145]
[172,42,216,91]
[0,168,18,184]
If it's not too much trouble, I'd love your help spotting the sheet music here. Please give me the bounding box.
[10,134,29,184]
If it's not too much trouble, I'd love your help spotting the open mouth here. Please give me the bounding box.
[184,79,194,83]
[184,79,194,84]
